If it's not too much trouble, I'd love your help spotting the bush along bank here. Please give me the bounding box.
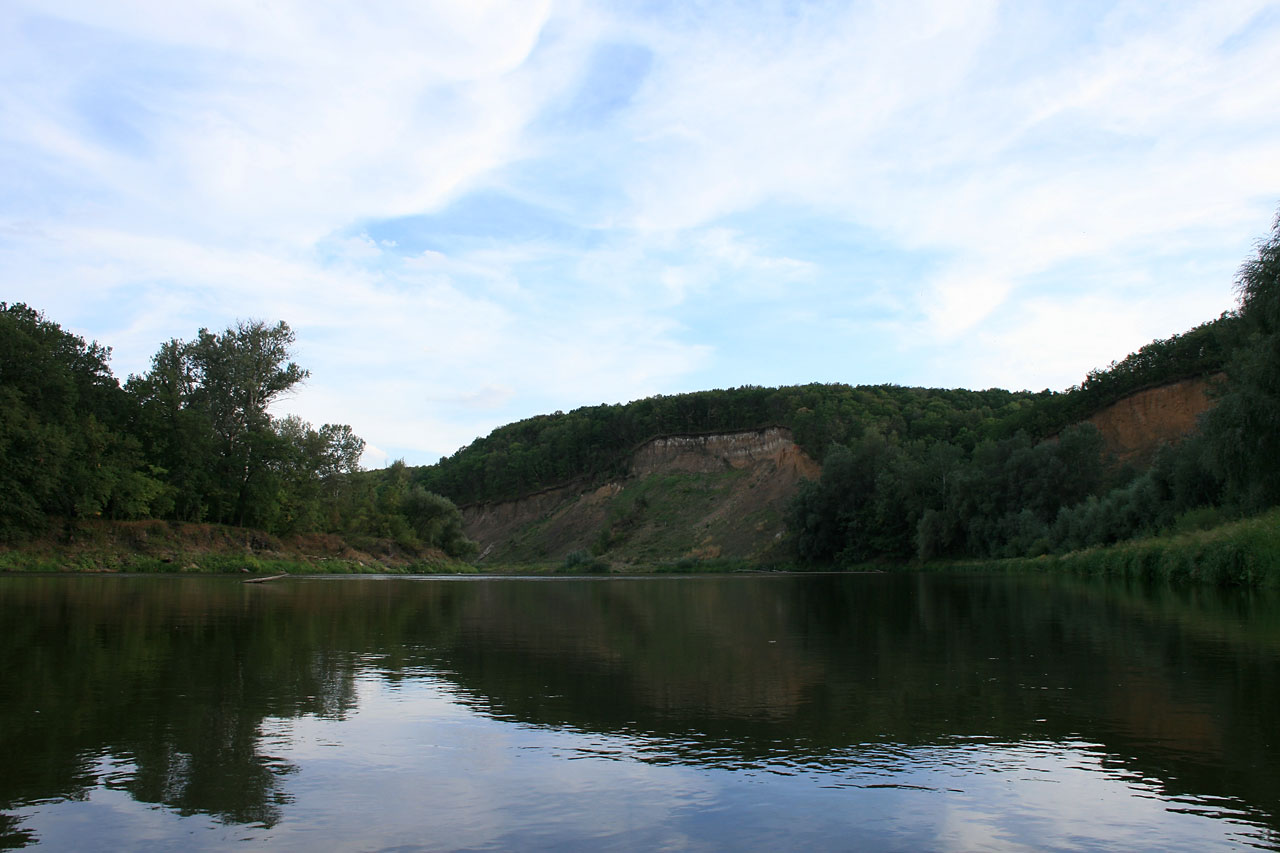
[957,508,1280,588]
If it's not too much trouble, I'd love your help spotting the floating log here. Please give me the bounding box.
[243,573,288,584]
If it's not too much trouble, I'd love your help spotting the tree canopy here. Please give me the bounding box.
[0,310,474,558]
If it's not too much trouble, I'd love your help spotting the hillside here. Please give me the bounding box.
[414,384,1046,507]
[0,519,470,574]
[462,375,1219,567]
[464,426,819,565]
[413,317,1231,517]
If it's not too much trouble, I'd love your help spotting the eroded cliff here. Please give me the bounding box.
[463,426,819,565]
[1085,376,1219,464]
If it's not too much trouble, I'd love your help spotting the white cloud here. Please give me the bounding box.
[2,0,561,245]
[595,1,1278,333]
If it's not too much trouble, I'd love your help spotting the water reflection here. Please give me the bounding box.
[1,574,1278,850]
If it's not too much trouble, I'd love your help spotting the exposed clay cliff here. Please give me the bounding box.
[463,426,819,565]
[631,427,818,477]
[1085,376,1220,464]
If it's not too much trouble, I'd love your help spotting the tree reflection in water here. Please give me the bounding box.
[1,574,1277,849]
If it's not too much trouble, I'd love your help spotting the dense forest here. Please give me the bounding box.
[3,212,1276,570]
[413,384,1046,505]
[0,310,475,558]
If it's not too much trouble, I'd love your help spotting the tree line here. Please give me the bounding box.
[0,310,474,557]
[410,323,1229,513]
[415,384,1053,506]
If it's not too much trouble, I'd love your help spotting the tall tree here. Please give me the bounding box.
[1204,212,1280,509]
[128,339,213,521]
[185,320,309,527]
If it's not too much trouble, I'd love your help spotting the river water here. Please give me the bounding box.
[1,572,1277,851]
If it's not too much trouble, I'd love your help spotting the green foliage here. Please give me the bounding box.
[0,303,153,539]
[416,384,1041,506]
[994,508,1280,588]
[791,423,1110,566]
[1201,212,1280,510]
[1,307,474,564]
[130,320,310,528]
[400,486,478,558]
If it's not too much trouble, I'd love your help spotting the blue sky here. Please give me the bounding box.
[4,1,1279,466]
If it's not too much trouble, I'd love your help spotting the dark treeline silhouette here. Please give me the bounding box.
[0,310,473,557]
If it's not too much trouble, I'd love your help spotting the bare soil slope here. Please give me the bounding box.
[462,426,820,566]
[1086,376,1219,464]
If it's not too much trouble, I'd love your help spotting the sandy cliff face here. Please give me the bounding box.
[1085,376,1219,464]
[630,427,818,477]
[461,426,819,565]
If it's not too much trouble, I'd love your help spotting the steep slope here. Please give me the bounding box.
[462,426,819,566]
[1084,376,1219,464]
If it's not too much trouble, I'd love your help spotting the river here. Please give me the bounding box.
[1,572,1277,851]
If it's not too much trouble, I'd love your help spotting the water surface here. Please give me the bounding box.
[2,573,1277,850]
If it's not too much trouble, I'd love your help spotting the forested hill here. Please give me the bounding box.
[412,315,1233,508]
[415,385,1041,506]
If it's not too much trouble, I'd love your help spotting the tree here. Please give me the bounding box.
[0,303,157,537]
[130,320,312,529]
[182,320,309,526]
[1204,211,1280,509]
[400,486,478,558]
[127,339,214,521]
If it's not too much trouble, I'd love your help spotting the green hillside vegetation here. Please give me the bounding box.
[414,384,1047,506]
[411,319,1231,513]
[983,507,1280,587]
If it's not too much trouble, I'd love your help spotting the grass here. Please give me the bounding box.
[936,507,1280,588]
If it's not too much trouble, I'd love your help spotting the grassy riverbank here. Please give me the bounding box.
[932,508,1280,588]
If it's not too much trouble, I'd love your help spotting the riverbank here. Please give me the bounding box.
[0,519,477,575]
[931,507,1280,588]
[4,510,1277,586]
